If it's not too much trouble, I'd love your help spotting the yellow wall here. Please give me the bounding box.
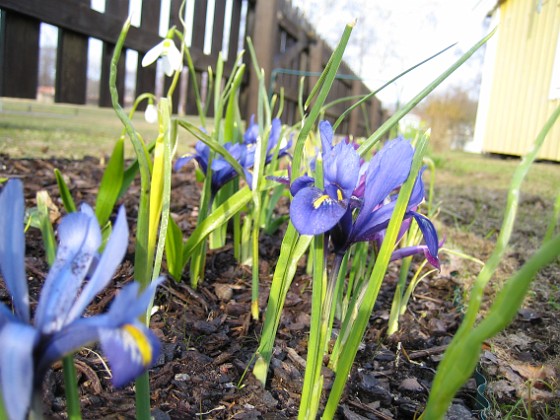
[483,0,560,160]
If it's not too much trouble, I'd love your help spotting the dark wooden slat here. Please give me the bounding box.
[227,0,242,62]
[164,0,183,113]
[211,0,226,56]
[135,0,161,105]
[55,0,89,106]
[185,71,203,115]
[0,10,40,98]
[99,1,128,107]
[191,0,208,50]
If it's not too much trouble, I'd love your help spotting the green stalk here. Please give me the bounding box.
[300,251,343,419]
[387,256,413,336]
[62,358,81,420]
[110,19,155,420]
[401,264,436,316]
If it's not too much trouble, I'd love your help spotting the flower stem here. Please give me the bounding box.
[135,372,151,420]
[62,356,81,419]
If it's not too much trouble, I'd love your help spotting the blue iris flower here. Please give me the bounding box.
[174,117,290,195]
[0,180,162,420]
[174,140,251,195]
[289,121,440,266]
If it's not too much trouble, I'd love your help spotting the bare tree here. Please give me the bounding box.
[417,85,478,151]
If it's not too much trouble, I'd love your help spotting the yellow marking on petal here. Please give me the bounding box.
[313,194,331,209]
[123,324,152,366]
[337,188,343,201]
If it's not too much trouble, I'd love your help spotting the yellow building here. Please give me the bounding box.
[469,0,560,160]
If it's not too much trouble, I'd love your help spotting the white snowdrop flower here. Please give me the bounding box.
[141,38,182,76]
[144,103,158,124]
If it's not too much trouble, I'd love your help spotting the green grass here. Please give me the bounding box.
[0,98,200,159]
[433,150,560,200]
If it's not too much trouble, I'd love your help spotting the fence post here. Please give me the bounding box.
[246,0,279,119]
[55,0,89,105]
[0,9,40,99]
[135,0,161,110]
[98,1,128,107]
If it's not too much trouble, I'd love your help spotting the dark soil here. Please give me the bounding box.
[1,154,558,419]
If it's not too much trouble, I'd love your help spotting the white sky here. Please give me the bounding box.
[292,0,497,106]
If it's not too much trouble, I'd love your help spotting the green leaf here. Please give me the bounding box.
[182,186,253,265]
[253,224,312,384]
[165,214,184,282]
[35,190,57,266]
[423,102,560,420]
[54,169,77,213]
[95,136,124,226]
[118,139,156,200]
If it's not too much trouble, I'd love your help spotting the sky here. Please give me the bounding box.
[291,0,497,106]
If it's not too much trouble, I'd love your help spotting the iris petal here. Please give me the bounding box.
[66,207,129,323]
[410,211,440,267]
[0,179,29,322]
[35,209,101,333]
[290,187,347,235]
[359,138,413,218]
[319,120,334,155]
[0,322,39,420]
[174,155,196,171]
[323,141,360,197]
[100,321,161,388]
[290,176,315,196]
[105,279,163,324]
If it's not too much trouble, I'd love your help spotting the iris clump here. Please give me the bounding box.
[174,117,290,196]
[0,179,161,420]
[290,120,439,265]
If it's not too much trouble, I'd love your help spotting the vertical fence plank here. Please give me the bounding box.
[163,0,182,113]
[98,1,128,107]
[0,10,40,98]
[227,0,242,63]
[211,0,226,57]
[55,0,89,105]
[185,0,208,115]
[246,0,279,118]
[135,0,161,109]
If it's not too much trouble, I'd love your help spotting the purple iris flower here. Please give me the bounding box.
[174,140,251,195]
[174,117,290,195]
[289,121,439,267]
[0,179,161,420]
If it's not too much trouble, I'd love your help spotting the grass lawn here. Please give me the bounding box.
[3,98,559,199]
[0,97,201,159]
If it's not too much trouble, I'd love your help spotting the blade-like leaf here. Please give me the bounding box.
[54,169,77,214]
[96,136,124,227]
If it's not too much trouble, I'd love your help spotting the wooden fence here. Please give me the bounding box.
[0,0,384,137]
